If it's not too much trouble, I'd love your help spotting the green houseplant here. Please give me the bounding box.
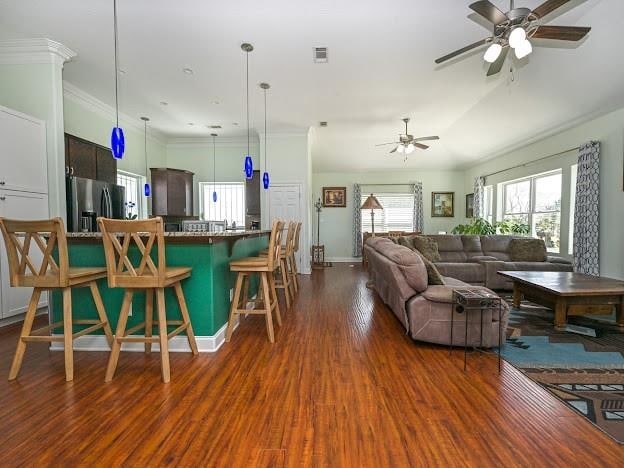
[452,218,529,236]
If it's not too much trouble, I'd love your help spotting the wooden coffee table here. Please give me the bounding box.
[498,271,624,331]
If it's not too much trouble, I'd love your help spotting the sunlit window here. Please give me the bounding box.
[360,193,414,233]
[199,182,245,228]
[117,171,142,219]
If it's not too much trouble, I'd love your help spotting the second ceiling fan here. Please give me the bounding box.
[376,118,439,160]
[435,0,591,76]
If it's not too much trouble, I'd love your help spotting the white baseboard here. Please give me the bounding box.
[326,257,361,263]
[50,319,239,353]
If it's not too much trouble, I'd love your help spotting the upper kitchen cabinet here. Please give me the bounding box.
[65,133,117,183]
[0,106,47,194]
[246,170,261,215]
[150,168,194,217]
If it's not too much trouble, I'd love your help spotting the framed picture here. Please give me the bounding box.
[322,187,347,207]
[431,192,454,217]
[466,193,474,218]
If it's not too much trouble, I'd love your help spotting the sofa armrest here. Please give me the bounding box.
[482,260,509,290]
[547,255,572,265]
[468,256,499,263]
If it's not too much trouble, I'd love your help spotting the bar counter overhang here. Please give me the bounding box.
[49,230,270,352]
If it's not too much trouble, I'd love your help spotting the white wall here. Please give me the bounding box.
[464,107,624,280]
[165,137,259,217]
[312,170,467,261]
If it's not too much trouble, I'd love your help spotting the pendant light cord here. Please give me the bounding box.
[264,87,267,172]
[113,0,120,128]
[213,135,216,186]
[144,119,148,172]
[246,50,250,159]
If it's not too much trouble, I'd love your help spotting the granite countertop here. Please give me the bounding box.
[65,230,270,238]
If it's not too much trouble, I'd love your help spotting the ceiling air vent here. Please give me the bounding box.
[319,121,328,127]
[208,125,222,129]
[313,47,328,63]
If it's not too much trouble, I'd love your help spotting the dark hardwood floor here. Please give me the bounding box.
[0,264,622,466]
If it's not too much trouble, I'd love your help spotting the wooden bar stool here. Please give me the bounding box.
[290,222,302,294]
[259,221,297,306]
[0,217,113,382]
[98,217,198,383]
[226,220,284,343]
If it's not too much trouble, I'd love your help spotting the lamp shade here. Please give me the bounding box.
[360,194,383,210]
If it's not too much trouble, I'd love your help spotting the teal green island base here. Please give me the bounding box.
[50,231,269,350]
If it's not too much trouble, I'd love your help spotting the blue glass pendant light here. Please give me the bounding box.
[241,43,254,179]
[110,0,125,160]
[260,82,270,190]
[141,117,150,196]
[211,133,218,203]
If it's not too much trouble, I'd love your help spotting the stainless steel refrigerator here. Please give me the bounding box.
[66,176,126,232]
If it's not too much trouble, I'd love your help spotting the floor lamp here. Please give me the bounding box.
[361,194,383,236]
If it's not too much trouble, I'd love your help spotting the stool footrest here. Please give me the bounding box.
[72,322,107,339]
[167,323,189,339]
[124,321,147,337]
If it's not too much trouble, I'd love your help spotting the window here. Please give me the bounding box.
[483,185,494,223]
[117,170,143,219]
[199,182,245,227]
[360,193,414,233]
[502,171,562,252]
[569,164,578,255]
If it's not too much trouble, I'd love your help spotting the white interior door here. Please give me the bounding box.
[268,184,303,270]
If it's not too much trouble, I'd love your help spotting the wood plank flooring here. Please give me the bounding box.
[0,264,622,466]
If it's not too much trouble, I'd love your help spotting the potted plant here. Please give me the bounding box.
[452,218,529,235]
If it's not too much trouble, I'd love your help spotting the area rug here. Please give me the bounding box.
[500,294,624,444]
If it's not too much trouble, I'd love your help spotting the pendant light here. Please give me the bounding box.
[110,0,125,159]
[140,117,150,196]
[260,82,270,189]
[241,43,254,179]
[211,133,218,203]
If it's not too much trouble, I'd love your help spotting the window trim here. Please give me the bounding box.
[198,181,246,226]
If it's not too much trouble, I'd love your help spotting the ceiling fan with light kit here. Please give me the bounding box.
[435,0,591,76]
[376,118,440,160]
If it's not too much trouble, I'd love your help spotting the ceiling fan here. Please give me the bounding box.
[376,118,439,159]
[435,0,591,76]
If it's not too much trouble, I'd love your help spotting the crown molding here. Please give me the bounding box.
[166,136,260,148]
[0,38,76,65]
[63,81,167,145]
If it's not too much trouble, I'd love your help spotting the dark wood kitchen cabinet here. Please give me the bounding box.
[246,170,261,215]
[64,133,117,183]
[150,168,194,216]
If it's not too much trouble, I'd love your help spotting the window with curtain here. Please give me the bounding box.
[568,164,578,255]
[502,170,562,252]
[199,182,245,227]
[117,170,142,219]
[360,193,414,233]
[483,185,494,223]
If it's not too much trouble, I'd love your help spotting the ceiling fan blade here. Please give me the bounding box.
[435,38,489,64]
[469,1,508,25]
[376,142,400,147]
[414,143,429,150]
[389,146,399,154]
[412,136,440,142]
[531,25,591,41]
[531,0,571,19]
[486,45,508,76]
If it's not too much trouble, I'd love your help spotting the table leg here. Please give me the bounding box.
[616,296,624,329]
[512,284,522,308]
[554,299,567,331]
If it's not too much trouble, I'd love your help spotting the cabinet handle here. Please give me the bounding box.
[70,167,75,175]
[0,181,5,185]
[0,196,6,201]
[65,166,70,175]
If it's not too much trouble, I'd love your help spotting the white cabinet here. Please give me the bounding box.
[0,190,50,318]
[0,106,48,194]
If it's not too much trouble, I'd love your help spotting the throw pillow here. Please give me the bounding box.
[414,251,445,285]
[509,238,547,262]
[411,235,441,263]
[397,236,413,249]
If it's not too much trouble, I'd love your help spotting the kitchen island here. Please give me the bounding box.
[50,230,270,352]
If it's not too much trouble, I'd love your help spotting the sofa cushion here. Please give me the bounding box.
[369,239,428,292]
[434,262,485,284]
[509,238,547,262]
[411,235,441,262]
[414,251,445,285]
[467,255,499,262]
[480,235,519,261]
[427,235,466,262]
[461,235,484,258]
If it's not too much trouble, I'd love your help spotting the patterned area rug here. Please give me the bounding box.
[500,294,624,444]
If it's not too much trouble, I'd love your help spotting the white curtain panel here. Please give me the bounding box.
[473,176,485,219]
[353,184,362,256]
[573,141,600,275]
[412,182,424,233]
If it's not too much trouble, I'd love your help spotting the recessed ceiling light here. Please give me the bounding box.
[183,67,194,75]
[232,122,239,126]
[213,101,220,105]
[160,101,168,106]
[188,122,195,126]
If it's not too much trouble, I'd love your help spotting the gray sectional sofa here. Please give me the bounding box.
[365,237,509,347]
[423,235,572,290]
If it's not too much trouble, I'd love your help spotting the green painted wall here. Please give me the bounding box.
[51,235,268,337]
